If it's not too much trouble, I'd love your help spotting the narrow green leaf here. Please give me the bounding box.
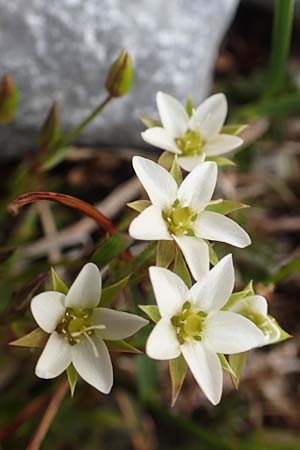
[51,267,68,294]
[170,155,182,185]
[221,124,247,135]
[140,114,161,128]
[218,354,236,377]
[229,352,248,388]
[173,248,191,288]
[127,200,151,213]
[106,339,142,353]
[91,234,132,268]
[138,305,161,323]
[67,364,78,397]
[101,274,131,307]
[0,73,18,124]
[206,156,236,167]
[169,354,187,406]
[136,355,159,402]
[206,200,248,215]
[156,240,176,268]
[158,151,174,170]
[131,242,156,273]
[266,256,300,284]
[9,327,48,348]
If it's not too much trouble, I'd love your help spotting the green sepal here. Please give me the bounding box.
[0,73,18,124]
[208,245,219,266]
[139,305,161,323]
[205,200,248,215]
[170,155,182,185]
[101,274,131,307]
[266,316,292,344]
[221,124,247,135]
[229,352,248,389]
[156,240,176,268]
[222,280,254,311]
[169,354,187,406]
[158,151,174,170]
[185,95,194,117]
[140,114,161,128]
[127,200,151,213]
[206,156,236,167]
[218,354,236,377]
[51,267,68,294]
[67,364,78,397]
[9,327,48,348]
[173,248,191,288]
[105,339,142,353]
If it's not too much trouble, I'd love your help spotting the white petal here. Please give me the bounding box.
[231,295,268,316]
[181,341,222,405]
[190,254,234,312]
[149,266,188,317]
[72,336,113,394]
[195,211,251,248]
[65,263,102,309]
[177,161,217,210]
[156,91,189,137]
[141,127,181,154]
[204,311,265,354]
[205,134,243,156]
[192,93,227,139]
[129,205,171,241]
[178,154,206,172]
[132,156,178,209]
[92,308,148,340]
[31,292,66,333]
[174,236,209,281]
[35,332,72,379]
[146,318,180,360]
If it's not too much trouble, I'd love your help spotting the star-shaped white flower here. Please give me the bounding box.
[146,255,265,405]
[141,92,243,171]
[129,156,250,280]
[31,263,148,393]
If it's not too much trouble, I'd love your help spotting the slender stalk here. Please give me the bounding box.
[26,380,68,450]
[9,192,119,235]
[265,0,294,98]
[59,94,113,148]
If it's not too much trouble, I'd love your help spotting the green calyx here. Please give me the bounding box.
[242,310,279,342]
[163,200,197,236]
[171,301,207,344]
[175,130,205,157]
[57,308,93,345]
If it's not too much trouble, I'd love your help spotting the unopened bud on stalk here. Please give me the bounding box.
[39,102,61,148]
[0,73,18,124]
[105,50,133,97]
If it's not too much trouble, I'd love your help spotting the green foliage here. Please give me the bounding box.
[51,267,69,294]
[206,200,248,215]
[173,248,191,288]
[105,339,142,353]
[127,200,151,213]
[170,155,182,185]
[139,305,161,323]
[67,364,78,397]
[156,240,176,268]
[91,234,132,269]
[169,355,187,406]
[101,274,131,307]
[9,327,48,348]
[0,73,18,124]
[139,114,161,128]
[206,156,236,167]
[229,352,248,388]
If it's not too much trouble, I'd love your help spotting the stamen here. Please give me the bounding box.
[84,332,99,357]
[84,324,106,332]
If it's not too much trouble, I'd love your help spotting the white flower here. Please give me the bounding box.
[30,263,148,393]
[146,255,265,405]
[141,92,243,171]
[129,156,250,280]
[229,294,282,344]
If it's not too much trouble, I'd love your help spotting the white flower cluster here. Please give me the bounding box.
[30,92,287,405]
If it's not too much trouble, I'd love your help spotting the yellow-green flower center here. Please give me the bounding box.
[171,301,207,344]
[162,200,197,236]
[57,308,94,345]
[175,130,205,156]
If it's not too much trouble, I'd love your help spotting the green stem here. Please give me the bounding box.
[59,94,113,148]
[265,0,294,98]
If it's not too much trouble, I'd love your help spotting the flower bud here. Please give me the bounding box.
[105,50,133,97]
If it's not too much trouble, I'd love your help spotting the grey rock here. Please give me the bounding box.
[0,0,238,158]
